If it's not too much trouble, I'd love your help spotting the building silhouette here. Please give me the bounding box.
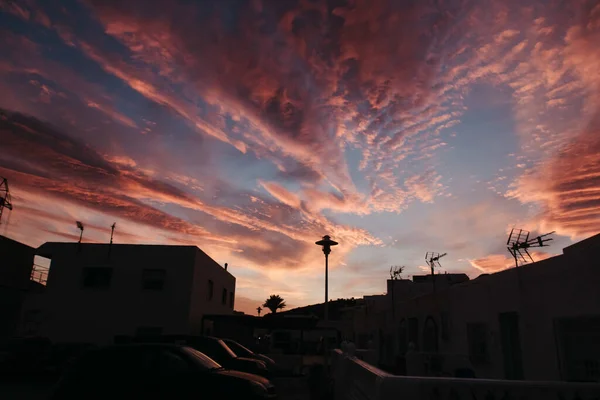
[20,242,235,344]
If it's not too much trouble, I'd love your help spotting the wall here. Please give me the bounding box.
[188,249,235,334]
[0,235,34,340]
[24,243,197,344]
[380,233,600,381]
[332,349,600,400]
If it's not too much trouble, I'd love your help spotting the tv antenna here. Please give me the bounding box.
[425,252,447,276]
[389,266,404,280]
[0,177,13,225]
[110,223,116,245]
[76,221,84,243]
[506,228,555,268]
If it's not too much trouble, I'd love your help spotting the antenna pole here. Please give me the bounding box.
[110,223,116,245]
[108,223,116,260]
[0,177,14,226]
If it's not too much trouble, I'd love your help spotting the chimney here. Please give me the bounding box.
[224,263,228,271]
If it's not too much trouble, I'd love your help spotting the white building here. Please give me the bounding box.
[347,233,600,382]
[20,242,235,344]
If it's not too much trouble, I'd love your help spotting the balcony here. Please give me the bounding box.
[331,348,600,400]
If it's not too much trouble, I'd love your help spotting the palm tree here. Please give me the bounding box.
[263,295,286,314]
[256,306,262,316]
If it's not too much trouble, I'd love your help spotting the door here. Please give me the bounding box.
[499,312,524,380]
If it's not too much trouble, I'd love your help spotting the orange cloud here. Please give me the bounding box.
[469,251,554,273]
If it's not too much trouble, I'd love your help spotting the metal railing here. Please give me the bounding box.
[30,263,49,285]
[332,349,600,400]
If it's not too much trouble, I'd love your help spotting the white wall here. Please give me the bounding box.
[188,249,235,334]
[23,244,197,344]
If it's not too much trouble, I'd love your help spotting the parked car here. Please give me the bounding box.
[50,343,277,400]
[129,335,271,378]
[175,336,271,378]
[222,338,277,371]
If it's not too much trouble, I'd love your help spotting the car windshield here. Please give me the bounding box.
[224,340,253,358]
[182,347,222,370]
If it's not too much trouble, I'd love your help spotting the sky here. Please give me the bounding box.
[0,0,599,315]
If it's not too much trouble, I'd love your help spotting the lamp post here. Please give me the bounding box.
[315,235,338,323]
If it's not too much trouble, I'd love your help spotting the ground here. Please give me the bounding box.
[2,377,312,400]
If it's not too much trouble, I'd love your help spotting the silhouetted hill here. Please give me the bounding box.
[276,298,364,320]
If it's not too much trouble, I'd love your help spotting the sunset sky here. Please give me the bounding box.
[1,0,599,314]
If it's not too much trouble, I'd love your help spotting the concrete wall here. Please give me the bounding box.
[188,249,235,334]
[24,244,198,344]
[0,235,34,340]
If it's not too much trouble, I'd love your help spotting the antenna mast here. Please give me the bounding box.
[76,221,84,243]
[506,228,555,268]
[110,223,116,245]
[0,177,13,225]
[425,252,447,293]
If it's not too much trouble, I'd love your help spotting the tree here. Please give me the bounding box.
[256,306,262,316]
[263,295,286,314]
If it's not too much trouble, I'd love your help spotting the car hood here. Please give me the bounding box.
[215,368,272,386]
[254,354,275,365]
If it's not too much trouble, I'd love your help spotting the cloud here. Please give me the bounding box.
[507,116,600,238]
[469,251,554,273]
[2,0,599,309]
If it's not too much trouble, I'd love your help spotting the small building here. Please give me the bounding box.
[20,242,235,344]
[0,235,35,341]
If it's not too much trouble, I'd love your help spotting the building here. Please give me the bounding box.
[0,235,36,341]
[20,242,236,344]
[347,233,600,382]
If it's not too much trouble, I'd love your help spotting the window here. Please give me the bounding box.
[207,280,214,300]
[229,292,234,309]
[142,269,166,290]
[423,316,439,352]
[408,317,419,349]
[222,288,227,305]
[82,267,112,289]
[467,323,489,364]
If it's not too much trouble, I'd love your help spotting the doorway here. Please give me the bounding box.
[499,312,524,380]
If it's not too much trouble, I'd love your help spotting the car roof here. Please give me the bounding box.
[107,343,188,350]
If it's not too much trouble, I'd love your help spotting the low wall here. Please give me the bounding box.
[332,349,600,400]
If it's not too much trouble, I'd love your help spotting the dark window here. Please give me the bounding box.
[441,312,450,340]
[222,288,227,305]
[423,316,439,352]
[467,323,489,364]
[408,317,419,349]
[136,327,163,337]
[229,292,234,308]
[207,280,214,301]
[142,269,166,290]
[82,267,112,289]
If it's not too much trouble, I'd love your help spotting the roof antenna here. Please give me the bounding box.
[76,221,84,254]
[108,223,116,260]
[506,228,554,268]
[0,177,13,226]
[76,221,84,243]
[425,252,447,294]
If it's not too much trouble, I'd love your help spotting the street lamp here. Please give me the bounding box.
[315,235,338,323]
